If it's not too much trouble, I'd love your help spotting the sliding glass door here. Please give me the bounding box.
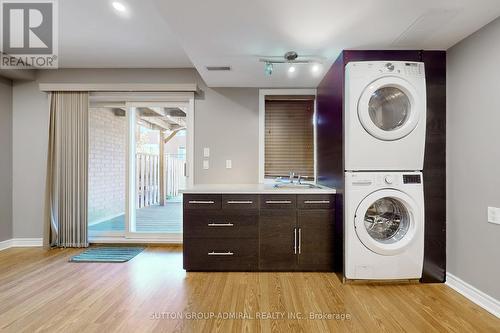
[88,96,193,242]
[127,104,187,236]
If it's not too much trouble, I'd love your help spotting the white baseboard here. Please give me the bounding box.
[0,239,13,251]
[0,238,43,251]
[446,272,500,318]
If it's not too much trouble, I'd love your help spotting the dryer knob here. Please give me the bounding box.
[385,63,395,71]
[384,176,393,184]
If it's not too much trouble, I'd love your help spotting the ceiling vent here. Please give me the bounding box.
[206,66,231,71]
[392,9,461,47]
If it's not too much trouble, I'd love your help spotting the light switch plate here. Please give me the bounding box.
[203,147,210,158]
[488,207,500,225]
[226,160,232,169]
[203,160,209,170]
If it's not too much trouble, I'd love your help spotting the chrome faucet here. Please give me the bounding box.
[289,171,295,183]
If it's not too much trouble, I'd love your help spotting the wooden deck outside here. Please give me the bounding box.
[88,201,182,233]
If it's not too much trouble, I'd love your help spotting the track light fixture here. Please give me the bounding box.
[259,51,323,77]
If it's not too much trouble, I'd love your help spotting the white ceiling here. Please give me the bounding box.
[152,0,500,87]
[59,0,192,68]
[58,0,500,87]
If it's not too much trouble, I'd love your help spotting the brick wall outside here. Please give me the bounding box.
[88,108,126,224]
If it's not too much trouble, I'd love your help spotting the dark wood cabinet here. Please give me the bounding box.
[183,193,335,272]
[297,210,335,271]
[259,209,297,270]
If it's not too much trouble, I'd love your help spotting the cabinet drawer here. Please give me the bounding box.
[297,194,335,210]
[183,194,221,210]
[184,238,258,271]
[260,194,296,209]
[222,194,259,210]
[184,212,258,238]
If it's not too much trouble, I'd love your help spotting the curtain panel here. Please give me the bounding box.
[44,92,89,248]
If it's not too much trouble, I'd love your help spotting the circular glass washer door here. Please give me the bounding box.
[358,77,421,141]
[354,189,421,255]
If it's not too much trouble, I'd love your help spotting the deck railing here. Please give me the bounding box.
[136,153,160,208]
[136,153,185,208]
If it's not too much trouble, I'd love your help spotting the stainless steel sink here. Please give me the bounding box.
[273,183,320,189]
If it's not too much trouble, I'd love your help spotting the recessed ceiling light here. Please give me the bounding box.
[288,65,296,73]
[112,1,126,12]
[311,64,320,73]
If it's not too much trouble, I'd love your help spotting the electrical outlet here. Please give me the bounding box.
[226,160,232,169]
[203,147,210,158]
[203,160,209,170]
[488,207,500,225]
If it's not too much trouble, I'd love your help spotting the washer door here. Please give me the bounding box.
[355,189,421,256]
[358,77,421,141]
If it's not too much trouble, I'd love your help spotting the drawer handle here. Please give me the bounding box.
[207,223,234,227]
[266,200,292,204]
[208,251,234,256]
[227,200,253,204]
[188,200,215,204]
[304,200,330,204]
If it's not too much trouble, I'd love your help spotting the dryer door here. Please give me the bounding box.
[354,189,421,255]
[358,77,421,141]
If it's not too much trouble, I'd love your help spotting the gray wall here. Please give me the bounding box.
[12,68,259,238]
[0,77,13,242]
[447,17,500,299]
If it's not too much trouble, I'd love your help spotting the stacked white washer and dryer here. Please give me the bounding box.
[344,61,427,280]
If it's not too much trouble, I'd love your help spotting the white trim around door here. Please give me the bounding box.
[258,89,317,183]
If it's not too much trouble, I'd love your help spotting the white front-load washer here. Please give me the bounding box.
[344,171,424,280]
[345,61,427,171]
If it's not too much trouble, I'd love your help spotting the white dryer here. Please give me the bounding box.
[344,171,424,280]
[345,61,426,171]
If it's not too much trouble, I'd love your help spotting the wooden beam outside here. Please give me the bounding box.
[159,131,165,206]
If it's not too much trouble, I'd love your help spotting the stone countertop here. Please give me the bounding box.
[179,183,336,194]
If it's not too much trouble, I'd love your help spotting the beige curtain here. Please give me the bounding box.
[44,92,89,248]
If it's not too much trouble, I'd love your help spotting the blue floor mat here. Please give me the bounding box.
[70,247,145,263]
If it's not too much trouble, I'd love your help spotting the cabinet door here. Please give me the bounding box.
[259,210,297,271]
[297,210,335,271]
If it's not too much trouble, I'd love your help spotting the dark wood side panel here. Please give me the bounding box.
[421,51,446,283]
[316,53,345,272]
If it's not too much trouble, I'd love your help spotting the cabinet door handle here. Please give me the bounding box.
[298,228,302,254]
[304,200,330,204]
[227,200,253,204]
[266,200,292,204]
[188,200,215,204]
[293,228,297,254]
[208,251,234,256]
[207,223,234,227]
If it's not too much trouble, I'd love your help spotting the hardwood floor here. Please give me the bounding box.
[0,246,498,333]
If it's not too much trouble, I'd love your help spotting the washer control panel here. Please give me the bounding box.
[403,174,421,184]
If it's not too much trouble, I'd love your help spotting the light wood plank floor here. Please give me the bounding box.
[0,246,498,333]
